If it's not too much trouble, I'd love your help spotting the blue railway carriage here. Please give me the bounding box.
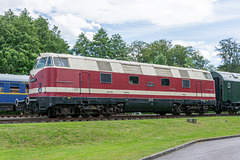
[0,74,29,111]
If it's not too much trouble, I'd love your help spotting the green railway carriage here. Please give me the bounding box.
[211,71,240,114]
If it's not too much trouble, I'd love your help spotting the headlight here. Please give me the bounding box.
[38,87,42,93]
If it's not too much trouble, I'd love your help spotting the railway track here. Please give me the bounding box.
[0,115,41,118]
[0,113,239,124]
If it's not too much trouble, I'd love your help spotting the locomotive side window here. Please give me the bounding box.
[36,57,47,68]
[100,73,112,83]
[129,76,139,85]
[161,78,170,86]
[203,73,212,79]
[61,58,69,67]
[182,79,190,88]
[47,57,53,66]
[54,57,69,67]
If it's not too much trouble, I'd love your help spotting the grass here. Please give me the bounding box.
[0,117,240,160]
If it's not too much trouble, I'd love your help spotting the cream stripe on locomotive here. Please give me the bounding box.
[29,87,215,98]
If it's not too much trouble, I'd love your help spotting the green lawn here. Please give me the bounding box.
[0,117,240,160]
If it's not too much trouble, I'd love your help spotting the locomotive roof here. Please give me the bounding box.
[0,74,29,82]
[40,53,207,71]
[211,71,240,82]
[37,53,213,80]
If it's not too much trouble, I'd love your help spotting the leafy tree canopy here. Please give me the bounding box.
[0,9,223,75]
[216,38,240,72]
[0,9,69,74]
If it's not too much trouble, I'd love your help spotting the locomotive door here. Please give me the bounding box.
[196,81,202,98]
[79,72,91,95]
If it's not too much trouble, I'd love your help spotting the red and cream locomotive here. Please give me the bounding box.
[20,53,216,117]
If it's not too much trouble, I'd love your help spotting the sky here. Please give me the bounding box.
[1,0,240,67]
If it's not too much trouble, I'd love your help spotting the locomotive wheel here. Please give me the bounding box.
[102,113,111,118]
[91,114,100,117]
[185,111,192,116]
[158,112,167,115]
[198,110,204,115]
[172,112,180,115]
[70,114,80,118]
[81,114,90,118]
[229,111,235,115]
[47,108,56,118]
[172,104,181,115]
[216,110,222,114]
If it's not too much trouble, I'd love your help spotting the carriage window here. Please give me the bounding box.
[54,57,69,67]
[129,76,139,84]
[25,84,29,93]
[0,83,3,92]
[182,79,190,88]
[10,83,19,93]
[36,57,47,68]
[100,73,112,83]
[161,78,170,86]
[47,57,53,66]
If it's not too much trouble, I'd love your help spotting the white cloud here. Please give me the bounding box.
[51,14,100,39]
[0,0,218,43]
[85,32,95,41]
[172,40,205,47]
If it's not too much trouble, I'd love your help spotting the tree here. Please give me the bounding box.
[0,9,69,74]
[49,25,69,53]
[135,40,170,64]
[168,45,189,67]
[72,33,91,56]
[216,38,240,72]
[127,40,148,62]
[188,47,211,70]
[128,39,211,70]
[153,54,167,65]
[72,28,212,71]
[73,29,129,60]
[91,28,110,58]
[109,34,128,60]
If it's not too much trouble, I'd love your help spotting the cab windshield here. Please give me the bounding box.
[33,56,69,69]
[36,57,47,69]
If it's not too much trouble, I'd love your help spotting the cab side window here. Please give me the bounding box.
[129,76,139,84]
[161,78,170,86]
[100,73,112,83]
[54,57,69,67]
[182,79,190,88]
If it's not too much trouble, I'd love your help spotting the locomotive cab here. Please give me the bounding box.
[27,53,73,116]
